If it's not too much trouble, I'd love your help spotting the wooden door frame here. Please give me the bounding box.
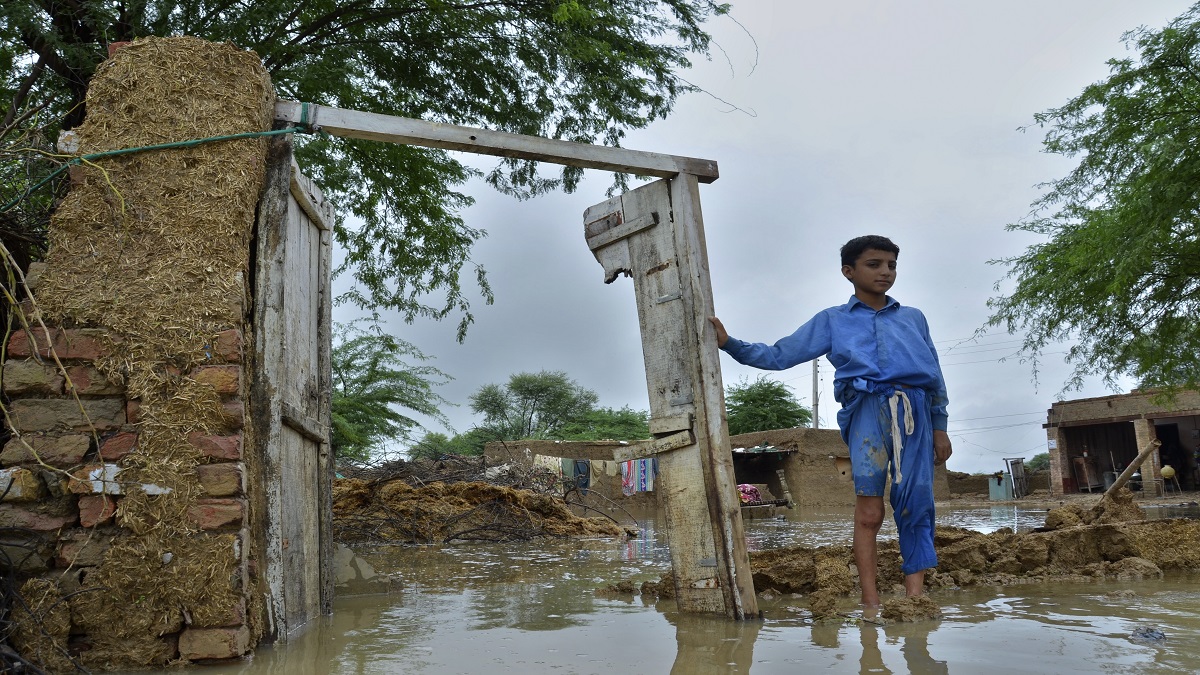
[249,135,335,641]
[271,100,757,620]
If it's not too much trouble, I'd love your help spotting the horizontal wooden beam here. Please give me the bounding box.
[275,100,718,183]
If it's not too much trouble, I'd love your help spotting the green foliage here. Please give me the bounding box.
[558,406,649,441]
[1,0,729,339]
[1025,452,1050,473]
[330,322,451,461]
[469,370,599,441]
[408,429,490,460]
[988,5,1200,391]
[725,376,812,436]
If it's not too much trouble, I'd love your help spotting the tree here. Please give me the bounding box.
[1025,452,1050,473]
[1,0,730,339]
[988,5,1200,391]
[408,428,490,460]
[724,376,811,436]
[331,322,451,461]
[558,405,649,440]
[469,370,598,441]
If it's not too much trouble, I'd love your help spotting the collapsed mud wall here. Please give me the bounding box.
[0,37,271,669]
[486,427,950,510]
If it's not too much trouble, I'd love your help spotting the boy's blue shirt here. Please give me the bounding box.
[720,295,949,431]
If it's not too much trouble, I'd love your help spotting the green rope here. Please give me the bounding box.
[2,125,308,214]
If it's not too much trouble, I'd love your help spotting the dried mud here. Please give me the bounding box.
[332,478,628,544]
[622,489,1200,622]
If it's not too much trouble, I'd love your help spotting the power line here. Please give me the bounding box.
[952,411,1045,423]
[941,350,1068,367]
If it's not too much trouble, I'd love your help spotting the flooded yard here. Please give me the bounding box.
[190,504,1200,675]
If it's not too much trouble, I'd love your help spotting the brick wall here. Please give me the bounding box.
[1,322,252,663]
[0,36,271,669]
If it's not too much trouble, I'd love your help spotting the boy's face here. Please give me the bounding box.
[842,248,897,296]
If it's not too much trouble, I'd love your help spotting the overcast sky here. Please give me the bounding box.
[333,1,1195,474]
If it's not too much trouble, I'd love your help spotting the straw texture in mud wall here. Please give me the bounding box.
[2,36,272,670]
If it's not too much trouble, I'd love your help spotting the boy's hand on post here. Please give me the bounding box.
[933,430,953,466]
[708,316,728,348]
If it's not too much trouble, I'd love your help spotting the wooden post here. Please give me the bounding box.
[585,176,758,619]
[1102,438,1161,500]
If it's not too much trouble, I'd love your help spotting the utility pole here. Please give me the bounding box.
[812,360,819,429]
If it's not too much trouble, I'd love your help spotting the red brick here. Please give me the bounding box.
[196,463,241,497]
[187,499,243,529]
[64,365,123,395]
[99,432,138,461]
[0,504,76,530]
[188,433,241,460]
[192,365,240,395]
[3,360,64,395]
[11,398,125,432]
[212,329,243,362]
[178,625,250,660]
[126,398,141,424]
[56,531,114,567]
[78,494,118,527]
[6,328,114,361]
[222,400,244,430]
[0,434,90,468]
[107,41,130,57]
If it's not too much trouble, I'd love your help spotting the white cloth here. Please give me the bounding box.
[888,390,915,484]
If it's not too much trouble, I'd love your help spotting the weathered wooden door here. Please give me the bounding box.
[252,137,334,640]
[585,176,758,619]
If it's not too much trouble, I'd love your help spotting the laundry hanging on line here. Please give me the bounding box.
[621,458,658,496]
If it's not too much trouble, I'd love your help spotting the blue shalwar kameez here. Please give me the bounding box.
[720,295,948,575]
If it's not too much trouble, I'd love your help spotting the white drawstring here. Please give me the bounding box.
[888,390,915,484]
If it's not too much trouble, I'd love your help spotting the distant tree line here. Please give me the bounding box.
[332,338,814,462]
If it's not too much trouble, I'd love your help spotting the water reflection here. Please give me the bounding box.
[176,507,1200,675]
[666,612,761,674]
[745,504,1052,551]
[859,622,949,675]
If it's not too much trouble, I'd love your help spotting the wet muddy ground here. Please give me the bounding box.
[179,499,1200,675]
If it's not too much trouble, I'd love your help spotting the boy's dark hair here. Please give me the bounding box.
[840,235,899,267]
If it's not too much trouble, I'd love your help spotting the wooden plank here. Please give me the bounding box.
[289,159,332,231]
[585,211,660,252]
[276,100,718,183]
[281,401,326,443]
[603,179,726,615]
[669,174,758,619]
[315,191,335,616]
[252,137,292,642]
[649,413,693,435]
[612,430,693,463]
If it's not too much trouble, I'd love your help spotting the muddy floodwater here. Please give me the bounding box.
[194,505,1199,675]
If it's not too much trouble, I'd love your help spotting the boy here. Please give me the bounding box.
[709,235,952,607]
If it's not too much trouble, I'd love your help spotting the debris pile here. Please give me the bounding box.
[333,474,629,544]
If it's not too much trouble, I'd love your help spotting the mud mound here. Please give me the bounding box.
[748,520,1200,602]
[1044,488,1144,530]
[332,478,625,544]
[882,595,942,622]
